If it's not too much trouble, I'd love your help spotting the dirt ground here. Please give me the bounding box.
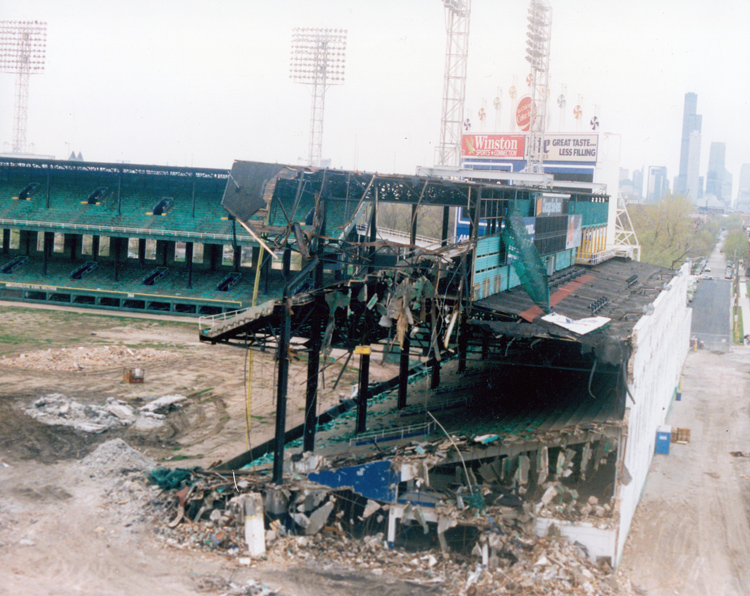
[6,302,750,595]
[619,347,750,595]
[0,301,394,468]
[0,302,415,596]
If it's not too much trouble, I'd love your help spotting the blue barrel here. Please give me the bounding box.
[655,425,671,454]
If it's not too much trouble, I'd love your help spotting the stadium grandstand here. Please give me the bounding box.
[0,156,278,316]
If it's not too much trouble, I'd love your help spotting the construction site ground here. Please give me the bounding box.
[1,301,748,594]
[618,346,750,595]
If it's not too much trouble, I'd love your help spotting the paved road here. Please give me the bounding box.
[691,278,731,351]
[691,240,732,351]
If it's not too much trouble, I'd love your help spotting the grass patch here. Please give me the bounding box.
[735,306,745,344]
[136,342,183,351]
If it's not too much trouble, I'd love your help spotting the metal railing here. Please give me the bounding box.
[198,305,252,332]
[349,421,435,446]
[576,248,620,266]
[0,217,251,243]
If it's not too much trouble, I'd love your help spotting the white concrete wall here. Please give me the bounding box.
[534,518,617,563]
[615,263,693,564]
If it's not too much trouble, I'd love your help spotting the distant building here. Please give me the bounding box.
[674,93,702,202]
[706,142,731,205]
[722,171,733,207]
[632,168,643,201]
[647,166,669,203]
[736,164,750,211]
[619,167,643,203]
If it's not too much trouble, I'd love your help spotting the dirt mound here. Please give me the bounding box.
[0,345,181,372]
[80,438,157,478]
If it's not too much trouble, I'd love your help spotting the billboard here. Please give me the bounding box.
[515,96,532,131]
[461,133,598,164]
[461,134,525,159]
[543,134,598,162]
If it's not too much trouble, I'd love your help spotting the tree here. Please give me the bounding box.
[629,194,716,269]
[723,229,748,264]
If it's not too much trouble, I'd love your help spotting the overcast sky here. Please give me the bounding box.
[1,0,748,193]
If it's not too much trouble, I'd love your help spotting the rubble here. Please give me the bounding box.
[139,394,187,414]
[148,467,638,595]
[25,393,187,433]
[26,394,133,433]
[80,438,156,477]
[0,345,181,372]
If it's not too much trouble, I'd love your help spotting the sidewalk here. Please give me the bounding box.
[740,276,750,342]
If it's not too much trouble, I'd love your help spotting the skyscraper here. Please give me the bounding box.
[675,92,702,201]
[706,142,727,202]
[647,166,669,203]
[632,168,644,202]
[737,164,750,211]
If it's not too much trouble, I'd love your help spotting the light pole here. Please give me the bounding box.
[290,28,347,167]
[524,0,551,174]
[0,20,47,154]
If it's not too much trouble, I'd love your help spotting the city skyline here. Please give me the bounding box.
[0,0,748,190]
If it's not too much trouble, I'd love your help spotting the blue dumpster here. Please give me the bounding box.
[655,425,671,455]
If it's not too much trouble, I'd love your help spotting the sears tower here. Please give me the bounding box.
[675,92,702,201]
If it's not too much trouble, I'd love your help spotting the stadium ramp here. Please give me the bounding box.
[198,298,279,343]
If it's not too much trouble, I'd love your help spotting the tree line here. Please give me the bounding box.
[629,194,747,270]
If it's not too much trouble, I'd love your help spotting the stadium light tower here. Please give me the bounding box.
[435,0,471,168]
[290,28,347,167]
[0,20,47,154]
[524,0,551,174]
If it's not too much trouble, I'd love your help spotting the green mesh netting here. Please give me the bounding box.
[502,209,550,312]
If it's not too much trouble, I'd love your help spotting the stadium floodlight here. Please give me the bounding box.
[435,0,471,168]
[290,27,347,167]
[523,0,551,175]
[0,20,47,154]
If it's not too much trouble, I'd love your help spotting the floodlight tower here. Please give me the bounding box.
[290,28,347,167]
[524,0,551,174]
[435,0,471,167]
[0,20,47,154]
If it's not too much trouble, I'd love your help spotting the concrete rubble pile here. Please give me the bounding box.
[0,345,181,372]
[25,393,187,433]
[148,466,638,595]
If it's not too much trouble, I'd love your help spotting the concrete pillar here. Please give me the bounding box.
[113,237,122,282]
[186,241,194,289]
[20,230,33,256]
[42,232,53,276]
[156,240,169,266]
[233,245,241,272]
[209,243,221,271]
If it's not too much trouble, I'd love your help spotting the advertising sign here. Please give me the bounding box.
[461,133,599,164]
[534,192,569,216]
[461,134,525,158]
[515,96,532,131]
[543,134,598,162]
